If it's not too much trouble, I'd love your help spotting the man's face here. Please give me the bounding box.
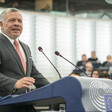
[86,63,93,72]
[0,11,23,39]
[91,51,96,58]
[107,55,111,61]
[92,71,99,78]
[82,55,87,62]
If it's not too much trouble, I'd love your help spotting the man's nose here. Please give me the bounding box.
[14,20,20,25]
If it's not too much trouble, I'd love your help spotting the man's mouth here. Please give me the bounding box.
[12,28,20,31]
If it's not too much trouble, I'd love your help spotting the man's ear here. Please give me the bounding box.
[0,21,3,31]
[0,21,3,27]
[0,21,2,25]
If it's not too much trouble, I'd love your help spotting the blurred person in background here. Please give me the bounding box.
[91,68,101,78]
[69,72,80,77]
[99,71,110,79]
[76,54,87,68]
[80,61,93,77]
[88,51,99,62]
[102,55,112,67]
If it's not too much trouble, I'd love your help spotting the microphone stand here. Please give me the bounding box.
[55,51,88,76]
[38,47,62,79]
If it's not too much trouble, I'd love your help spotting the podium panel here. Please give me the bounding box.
[0,77,84,112]
[76,77,112,112]
[0,76,112,111]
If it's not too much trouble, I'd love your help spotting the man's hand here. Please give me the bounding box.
[15,77,35,89]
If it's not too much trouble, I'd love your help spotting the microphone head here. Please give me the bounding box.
[38,47,43,52]
[55,51,60,56]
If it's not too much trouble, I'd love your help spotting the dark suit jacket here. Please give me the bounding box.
[88,58,98,62]
[102,61,112,67]
[0,33,49,97]
[76,61,86,67]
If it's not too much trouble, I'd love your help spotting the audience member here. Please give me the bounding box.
[102,55,112,67]
[69,72,80,77]
[100,71,110,79]
[88,51,98,62]
[80,61,93,77]
[91,69,101,78]
[76,54,87,68]
[108,66,112,75]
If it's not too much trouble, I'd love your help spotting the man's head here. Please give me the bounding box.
[0,8,23,40]
[69,72,80,77]
[100,71,110,79]
[85,61,93,72]
[91,69,101,78]
[82,54,87,62]
[107,55,112,62]
[91,51,96,58]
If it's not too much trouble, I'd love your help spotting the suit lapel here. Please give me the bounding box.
[1,34,25,75]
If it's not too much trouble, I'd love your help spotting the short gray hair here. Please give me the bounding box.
[0,8,20,22]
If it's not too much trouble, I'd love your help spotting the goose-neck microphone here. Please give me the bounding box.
[55,51,88,76]
[38,47,62,79]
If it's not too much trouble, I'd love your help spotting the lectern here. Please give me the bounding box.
[0,76,112,112]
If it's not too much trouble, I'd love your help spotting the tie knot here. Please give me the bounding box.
[14,40,19,47]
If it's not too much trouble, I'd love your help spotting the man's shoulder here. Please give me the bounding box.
[77,61,82,63]
[88,58,91,60]
[0,34,6,44]
[103,61,107,64]
[0,33,5,40]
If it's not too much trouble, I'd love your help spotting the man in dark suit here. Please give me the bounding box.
[88,50,98,62]
[102,55,112,67]
[0,8,49,112]
[76,54,87,67]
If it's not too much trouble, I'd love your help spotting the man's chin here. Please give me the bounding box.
[10,35,20,40]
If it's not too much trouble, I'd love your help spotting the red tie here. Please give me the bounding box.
[14,40,26,74]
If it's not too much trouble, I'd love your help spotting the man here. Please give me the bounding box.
[91,69,101,78]
[88,51,98,62]
[80,61,93,77]
[0,8,49,112]
[76,54,87,67]
[102,55,112,67]
[99,71,110,79]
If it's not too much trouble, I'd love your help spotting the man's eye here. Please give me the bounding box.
[9,19,14,22]
[19,20,22,23]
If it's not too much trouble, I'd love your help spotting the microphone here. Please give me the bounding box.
[38,47,62,79]
[55,51,88,76]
